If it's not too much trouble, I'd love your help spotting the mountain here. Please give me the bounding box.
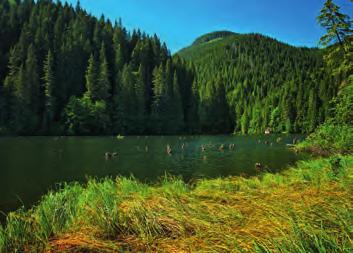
[176,31,337,134]
[191,31,237,46]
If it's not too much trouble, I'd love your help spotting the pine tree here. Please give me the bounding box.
[114,44,125,74]
[97,43,110,101]
[3,46,21,123]
[171,71,184,131]
[270,107,281,133]
[12,64,33,133]
[134,64,146,133]
[151,65,166,132]
[24,45,40,116]
[120,64,136,132]
[249,101,262,133]
[152,65,165,114]
[43,50,55,130]
[213,80,231,132]
[165,59,173,99]
[130,40,142,70]
[113,24,128,71]
[318,0,353,77]
[187,79,200,133]
[318,0,353,48]
[85,54,98,100]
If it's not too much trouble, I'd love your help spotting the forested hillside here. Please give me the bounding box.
[0,0,198,135]
[178,32,338,134]
[296,0,353,155]
[0,0,340,135]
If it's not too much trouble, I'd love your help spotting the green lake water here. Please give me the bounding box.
[0,135,306,216]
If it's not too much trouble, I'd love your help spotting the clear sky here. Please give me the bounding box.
[63,0,353,53]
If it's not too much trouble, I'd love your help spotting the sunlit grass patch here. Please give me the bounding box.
[1,209,41,252]
[76,179,121,238]
[35,183,83,240]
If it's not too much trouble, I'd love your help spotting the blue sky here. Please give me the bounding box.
[63,0,353,53]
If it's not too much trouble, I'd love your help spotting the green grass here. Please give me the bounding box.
[0,155,352,252]
[296,124,353,155]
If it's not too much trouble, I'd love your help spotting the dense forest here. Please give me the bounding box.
[297,0,353,154]
[0,0,198,135]
[178,32,339,134]
[0,0,345,135]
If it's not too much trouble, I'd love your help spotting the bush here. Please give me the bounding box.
[297,123,353,155]
[63,95,111,135]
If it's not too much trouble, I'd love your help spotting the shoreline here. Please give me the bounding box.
[1,154,352,252]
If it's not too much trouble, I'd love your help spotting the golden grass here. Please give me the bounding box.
[1,155,353,252]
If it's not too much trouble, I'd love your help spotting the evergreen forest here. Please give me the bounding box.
[0,0,348,136]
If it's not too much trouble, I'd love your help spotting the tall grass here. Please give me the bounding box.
[35,183,83,239]
[0,155,352,252]
[0,225,4,252]
[296,123,353,155]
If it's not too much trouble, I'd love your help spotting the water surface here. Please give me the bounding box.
[0,135,306,215]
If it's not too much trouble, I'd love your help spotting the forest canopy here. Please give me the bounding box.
[0,0,344,135]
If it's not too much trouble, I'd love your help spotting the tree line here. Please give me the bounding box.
[0,0,350,136]
[0,0,198,135]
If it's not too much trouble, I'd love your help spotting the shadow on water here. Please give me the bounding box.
[0,134,308,220]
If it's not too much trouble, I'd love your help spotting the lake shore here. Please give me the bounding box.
[0,135,305,216]
[1,154,352,253]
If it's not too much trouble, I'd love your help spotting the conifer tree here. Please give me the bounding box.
[212,80,231,132]
[24,45,40,116]
[12,64,33,133]
[171,71,184,131]
[43,50,55,129]
[152,65,165,114]
[318,0,352,48]
[187,80,200,133]
[97,43,110,101]
[165,59,173,99]
[318,0,353,77]
[3,46,21,123]
[135,64,146,133]
[120,64,136,132]
[114,44,125,72]
[151,65,166,132]
[85,54,98,100]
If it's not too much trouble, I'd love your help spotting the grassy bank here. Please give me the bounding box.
[295,124,353,156]
[1,155,353,253]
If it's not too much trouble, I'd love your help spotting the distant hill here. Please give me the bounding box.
[176,31,336,134]
[191,31,237,46]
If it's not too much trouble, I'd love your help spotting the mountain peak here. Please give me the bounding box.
[192,31,237,46]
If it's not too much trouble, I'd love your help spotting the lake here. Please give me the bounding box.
[0,135,306,215]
